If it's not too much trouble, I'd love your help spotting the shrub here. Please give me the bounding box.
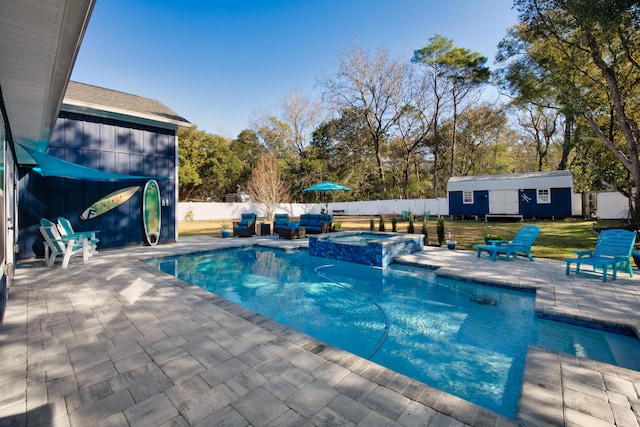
[437,215,445,245]
[422,216,428,244]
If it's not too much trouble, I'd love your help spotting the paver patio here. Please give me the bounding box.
[1,236,639,426]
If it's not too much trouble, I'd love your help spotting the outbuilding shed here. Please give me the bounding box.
[447,170,575,220]
[18,81,192,259]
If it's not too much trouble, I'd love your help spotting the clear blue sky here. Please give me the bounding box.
[71,0,519,139]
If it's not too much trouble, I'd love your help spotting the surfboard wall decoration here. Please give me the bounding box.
[80,186,140,220]
[143,180,161,246]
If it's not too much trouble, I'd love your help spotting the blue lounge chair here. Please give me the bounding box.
[564,229,636,282]
[273,213,290,235]
[473,225,541,261]
[233,213,257,237]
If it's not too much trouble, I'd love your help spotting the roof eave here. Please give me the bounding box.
[61,100,194,130]
[0,0,96,164]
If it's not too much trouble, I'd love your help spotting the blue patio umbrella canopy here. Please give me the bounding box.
[302,181,351,212]
[303,181,351,192]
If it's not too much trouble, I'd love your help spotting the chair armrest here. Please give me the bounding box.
[572,249,593,258]
[321,222,331,233]
[233,221,241,227]
[72,231,100,239]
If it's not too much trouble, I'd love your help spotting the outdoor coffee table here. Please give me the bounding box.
[279,227,306,240]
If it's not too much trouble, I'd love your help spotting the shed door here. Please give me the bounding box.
[489,190,519,214]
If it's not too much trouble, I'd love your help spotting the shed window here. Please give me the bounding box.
[537,189,550,204]
[463,191,474,204]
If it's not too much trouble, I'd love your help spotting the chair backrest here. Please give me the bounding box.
[57,217,74,237]
[593,229,636,258]
[41,218,55,228]
[239,213,256,225]
[40,219,66,252]
[274,214,289,225]
[510,225,541,248]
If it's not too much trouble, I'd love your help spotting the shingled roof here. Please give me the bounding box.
[62,81,192,129]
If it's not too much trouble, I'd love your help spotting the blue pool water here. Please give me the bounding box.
[145,246,640,418]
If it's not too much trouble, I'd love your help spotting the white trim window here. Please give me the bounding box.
[537,189,551,204]
[463,191,474,204]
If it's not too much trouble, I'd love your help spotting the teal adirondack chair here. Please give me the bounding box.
[39,218,84,268]
[57,217,100,254]
[473,225,541,262]
[564,229,636,282]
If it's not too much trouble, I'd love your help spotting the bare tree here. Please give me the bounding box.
[246,153,290,220]
[391,68,436,198]
[514,104,560,172]
[320,41,408,195]
[280,90,323,155]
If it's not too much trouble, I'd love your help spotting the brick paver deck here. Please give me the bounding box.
[1,236,639,426]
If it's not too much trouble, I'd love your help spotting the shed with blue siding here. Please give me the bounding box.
[18,82,192,259]
[447,171,574,219]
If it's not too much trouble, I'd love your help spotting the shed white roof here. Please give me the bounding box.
[447,170,573,192]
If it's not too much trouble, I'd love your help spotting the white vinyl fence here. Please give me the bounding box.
[177,192,628,221]
[596,192,631,220]
[178,199,449,221]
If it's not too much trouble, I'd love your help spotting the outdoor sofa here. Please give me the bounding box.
[298,213,332,234]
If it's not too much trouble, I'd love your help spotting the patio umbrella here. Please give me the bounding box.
[302,180,351,213]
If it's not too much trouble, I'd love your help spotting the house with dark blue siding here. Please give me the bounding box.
[18,82,192,259]
[447,171,575,220]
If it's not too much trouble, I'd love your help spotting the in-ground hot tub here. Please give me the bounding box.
[308,231,423,267]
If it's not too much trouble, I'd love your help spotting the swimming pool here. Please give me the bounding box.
[145,246,640,418]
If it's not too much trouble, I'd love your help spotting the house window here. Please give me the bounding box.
[463,191,474,204]
[537,189,551,204]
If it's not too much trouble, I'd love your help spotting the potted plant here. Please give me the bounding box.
[220,222,231,238]
[391,216,398,232]
[332,222,342,232]
[408,214,415,234]
[446,232,456,250]
[484,233,505,245]
[379,215,386,232]
[632,243,640,269]
[370,217,375,231]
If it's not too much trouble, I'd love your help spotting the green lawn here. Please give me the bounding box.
[179,217,628,260]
